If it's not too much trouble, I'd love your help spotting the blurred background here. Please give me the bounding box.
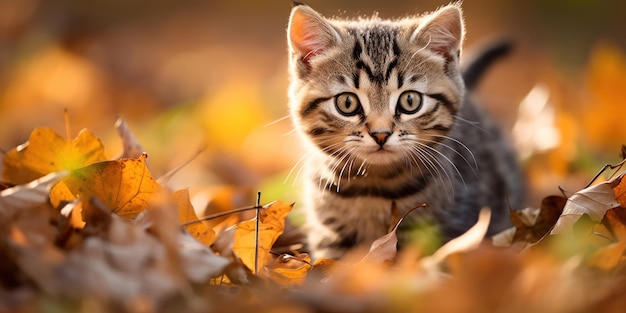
[1,0,625,211]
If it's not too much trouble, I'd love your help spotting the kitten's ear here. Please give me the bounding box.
[288,5,340,64]
[411,4,464,60]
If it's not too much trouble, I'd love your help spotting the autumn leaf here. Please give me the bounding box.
[0,171,67,212]
[49,154,160,219]
[358,202,422,264]
[551,172,624,235]
[614,171,626,208]
[506,196,566,244]
[172,188,216,246]
[232,201,293,273]
[265,253,312,286]
[422,208,492,269]
[2,128,107,185]
[115,118,145,159]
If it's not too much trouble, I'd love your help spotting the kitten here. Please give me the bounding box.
[286,3,524,259]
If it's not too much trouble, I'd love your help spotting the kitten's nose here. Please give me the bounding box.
[369,131,391,146]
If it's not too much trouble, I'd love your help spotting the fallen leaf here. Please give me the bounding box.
[49,154,160,219]
[507,196,566,244]
[359,203,402,264]
[2,128,107,185]
[266,253,312,286]
[422,208,492,269]
[614,171,626,208]
[551,172,624,235]
[587,241,626,271]
[115,118,144,159]
[232,201,293,273]
[172,188,216,246]
[0,171,67,213]
[178,232,231,283]
[604,207,626,241]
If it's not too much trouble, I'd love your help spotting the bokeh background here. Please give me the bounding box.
[1,0,626,210]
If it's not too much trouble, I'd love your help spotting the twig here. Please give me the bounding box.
[585,158,626,189]
[179,204,261,227]
[158,144,208,185]
[64,108,72,140]
[255,192,261,275]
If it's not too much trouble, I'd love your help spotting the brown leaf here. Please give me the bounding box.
[551,172,624,235]
[115,118,144,159]
[510,196,566,243]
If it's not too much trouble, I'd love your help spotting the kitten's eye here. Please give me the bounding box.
[397,90,423,114]
[334,92,362,116]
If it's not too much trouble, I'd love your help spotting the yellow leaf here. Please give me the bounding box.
[232,201,293,273]
[173,188,216,246]
[2,128,107,185]
[50,154,160,219]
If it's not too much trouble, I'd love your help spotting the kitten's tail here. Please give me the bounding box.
[461,40,513,90]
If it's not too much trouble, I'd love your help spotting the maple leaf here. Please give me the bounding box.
[49,154,160,219]
[2,128,107,185]
[172,188,216,246]
[232,201,293,273]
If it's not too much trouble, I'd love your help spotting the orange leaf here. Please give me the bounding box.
[232,201,293,273]
[172,189,216,246]
[265,253,312,286]
[2,128,107,185]
[614,173,626,208]
[49,154,160,219]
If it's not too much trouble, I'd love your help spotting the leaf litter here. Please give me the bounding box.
[2,123,626,313]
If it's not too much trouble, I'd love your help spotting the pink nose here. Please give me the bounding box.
[370,131,391,146]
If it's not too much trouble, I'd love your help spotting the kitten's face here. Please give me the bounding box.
[288,5,465,167]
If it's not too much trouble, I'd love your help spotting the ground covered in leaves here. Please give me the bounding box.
[1,122,626,313]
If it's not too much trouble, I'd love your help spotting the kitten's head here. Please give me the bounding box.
[287,4,465,166]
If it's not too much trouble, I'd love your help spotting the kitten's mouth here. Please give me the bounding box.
[363,146,399,164]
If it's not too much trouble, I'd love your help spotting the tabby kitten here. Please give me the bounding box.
[287,3,524,259]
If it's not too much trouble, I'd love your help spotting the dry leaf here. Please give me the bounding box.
[2,128,107,185]
[172,188,216,246]
[551,172,624,235]
[422,208,492,269]
[49,154,160,219]
[505,196,566,244]
[0,171,67,213]
[115,118,145,159]
[232,201,293,273]
[614,171,626,208]
[266,253,312,286]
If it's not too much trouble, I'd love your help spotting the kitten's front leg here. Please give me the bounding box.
[307,227,355,260]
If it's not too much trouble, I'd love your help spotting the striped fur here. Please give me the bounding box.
[287,4,524,259]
